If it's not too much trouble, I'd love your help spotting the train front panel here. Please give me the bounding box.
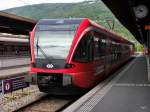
[30,19,95,94]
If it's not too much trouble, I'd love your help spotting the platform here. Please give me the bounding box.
[63,56,150,112]
[0,65,29,79]
[0,56,30,69]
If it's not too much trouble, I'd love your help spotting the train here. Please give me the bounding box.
[29,18,134,94]
[0,36,30,56]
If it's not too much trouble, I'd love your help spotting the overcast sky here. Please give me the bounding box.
[0,0,86,10]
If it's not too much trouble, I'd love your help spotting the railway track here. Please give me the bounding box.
[17,95,78,112]
[0,84,78,112]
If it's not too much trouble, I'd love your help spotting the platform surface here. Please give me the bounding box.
[0,56,30,69]
[0,66,29,79]
[86,56,150,112]
[65,56,150,112]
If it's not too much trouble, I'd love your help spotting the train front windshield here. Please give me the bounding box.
[34,24,77,60]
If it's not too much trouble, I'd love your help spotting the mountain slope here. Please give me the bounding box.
[4,0,136,41]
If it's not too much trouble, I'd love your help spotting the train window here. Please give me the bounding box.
[94,36,100,60]
[99,39,106,57]
[94,32,106,60]
[94,33,106,60]
[110,41,115,63]
[116,44,122,60]
[73,33,93,63]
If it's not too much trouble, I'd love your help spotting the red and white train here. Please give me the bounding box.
[30,18,134,94]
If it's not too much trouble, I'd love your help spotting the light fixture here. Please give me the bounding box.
[134,5,148,19]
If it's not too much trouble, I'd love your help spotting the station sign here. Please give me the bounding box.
[0,80,2,93]
[3,76,29,94]
[3,79,12,93]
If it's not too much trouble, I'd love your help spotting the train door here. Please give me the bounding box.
[104,37,111,76]
[93,32,105,79]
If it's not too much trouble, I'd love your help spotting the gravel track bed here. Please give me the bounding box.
[0,85,79,112]
[0,85,46,112]
[19,95,75,112]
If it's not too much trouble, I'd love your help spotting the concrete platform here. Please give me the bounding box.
[63,56,150,112]
[0,56,30,69]
[0,66,29,79]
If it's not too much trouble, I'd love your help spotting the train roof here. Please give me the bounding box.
[37,18,84,25]
[88,19,133,45]
[36,18,133,45]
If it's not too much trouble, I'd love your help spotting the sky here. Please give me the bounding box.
[0,0,86,10]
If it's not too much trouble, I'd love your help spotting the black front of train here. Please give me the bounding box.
[32,19,86,94]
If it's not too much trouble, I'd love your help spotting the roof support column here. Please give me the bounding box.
[147,30,150,57]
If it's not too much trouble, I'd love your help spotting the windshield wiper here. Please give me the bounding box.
[36,36,39,56]
[36,36,52,63]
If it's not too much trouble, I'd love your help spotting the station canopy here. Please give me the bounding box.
[102,0,150,45]
[0,11,36,35]
[0,0,150,45]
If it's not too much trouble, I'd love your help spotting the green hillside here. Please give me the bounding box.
[4,0,137,42]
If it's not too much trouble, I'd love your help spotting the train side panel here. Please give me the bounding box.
[29,18,134,94]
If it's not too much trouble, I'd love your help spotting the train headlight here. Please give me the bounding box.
[65,63,75,68]
[63,75,72,86]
